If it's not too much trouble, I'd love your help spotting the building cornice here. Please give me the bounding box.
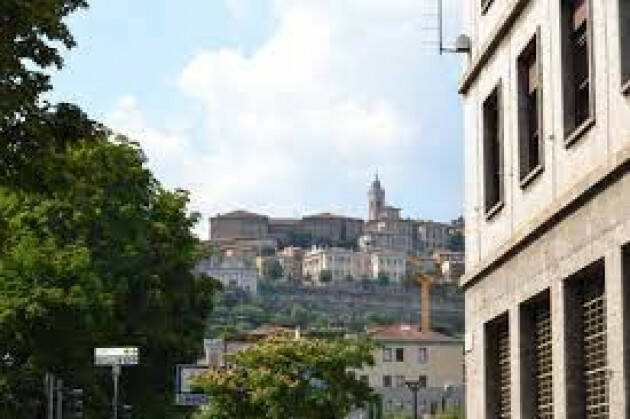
[461,143,630,289]
[458,0,531,95]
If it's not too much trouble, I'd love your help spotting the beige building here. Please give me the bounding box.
[302,247,370,283]
[370,250,407,282]
[277,246,305,281]
[194,255,258,294]
[209,211,362,248]
[302,247,407,284]
[354,325,464,416]
[416,220,454,254]
[460,0,630,418]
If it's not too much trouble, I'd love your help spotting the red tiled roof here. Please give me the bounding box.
[367,324,460,343]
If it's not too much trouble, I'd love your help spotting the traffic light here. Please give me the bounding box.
[65,388,83,418]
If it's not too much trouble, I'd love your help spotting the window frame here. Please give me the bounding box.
[481,0,495,15]
[383,347,392,362]
[620,0,630,93]
[383,375,392,388]
[418,347,428,364]
[561,0,596,146]
[517,27,545,188]
[482,81,505,219]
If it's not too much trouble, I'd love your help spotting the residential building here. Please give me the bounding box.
[460,0,630,417]
[354,324,464,416]
[302,247,370,284]
[415,220,453,254]
[194,255,258,294]
[370,250,407,282]
[277,246,304,281]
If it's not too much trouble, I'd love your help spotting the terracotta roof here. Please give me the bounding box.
[367,324,460,343]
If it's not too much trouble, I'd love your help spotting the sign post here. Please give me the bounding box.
[175,364,209,406]
[94,347,138,419]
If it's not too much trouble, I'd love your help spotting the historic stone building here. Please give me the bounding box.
[460,0,630,417]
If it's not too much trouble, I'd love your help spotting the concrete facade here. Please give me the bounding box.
[460,0,630,417]
[354,325,464,416]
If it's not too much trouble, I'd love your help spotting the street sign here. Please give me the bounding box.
[175,364,209,406]
[94,347,139,366]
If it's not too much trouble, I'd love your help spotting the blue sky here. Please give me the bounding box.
[50,0,463,238]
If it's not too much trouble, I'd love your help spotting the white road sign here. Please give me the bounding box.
[94,347,139,366]
[175,364,209,406]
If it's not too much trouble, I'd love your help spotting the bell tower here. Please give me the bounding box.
[368,173,385,221]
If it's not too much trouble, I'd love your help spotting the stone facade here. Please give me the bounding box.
[302,247,407,284]
[460,0,630,417]
[194,256,258,294]
[353,325,464,417]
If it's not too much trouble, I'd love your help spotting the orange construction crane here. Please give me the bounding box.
[408,257,436,333]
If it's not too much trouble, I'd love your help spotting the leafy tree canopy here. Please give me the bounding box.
[192,337,377,419]
[319,269,333,283]
[262,258,283,281]
[0,137,220,417]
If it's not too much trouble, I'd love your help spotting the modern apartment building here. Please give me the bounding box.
[460,0,630,417]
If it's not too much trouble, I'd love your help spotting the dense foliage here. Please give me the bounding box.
[192,337,377,419]
[0,1,219,417]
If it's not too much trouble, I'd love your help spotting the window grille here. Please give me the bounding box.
[582,279,608,418]
[497,322,511,418]
[486,313,511,418]
[534,304,553,418]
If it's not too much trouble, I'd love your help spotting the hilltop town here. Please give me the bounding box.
[195,175,465,294]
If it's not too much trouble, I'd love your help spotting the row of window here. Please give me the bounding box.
[382,347,428,364]
[484,258,612,417]
[483,0,630,217]
[383,374,428,389]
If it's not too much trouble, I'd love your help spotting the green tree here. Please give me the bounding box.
[319,269,333,283]
[0,138,220,417]
[377,272,390,286]
[192,337,377,419]
[262,258,284,280]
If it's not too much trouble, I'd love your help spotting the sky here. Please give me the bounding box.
[49,0,464,239]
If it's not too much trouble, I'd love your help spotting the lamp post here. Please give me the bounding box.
[405,378,422,419]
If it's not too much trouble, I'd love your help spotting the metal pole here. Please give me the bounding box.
[112,365,121,419]
[56,378,63,419]
[412,389,418,419]
[46,373,54,419]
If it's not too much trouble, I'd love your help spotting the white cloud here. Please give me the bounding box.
[107,0,461,238]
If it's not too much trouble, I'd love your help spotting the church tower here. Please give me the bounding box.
[368,173,385,221]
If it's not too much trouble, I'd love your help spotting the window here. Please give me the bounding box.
[394,375,406,388]
[383,375,392,387]
[418,347,428,364]
[383,348,392,362]
[419,375,427,388]
[518,29,544,185]
[621,0,630,91]
[561,0,594,143]
[481,0,494,15]
[360,375,369,385]
[565,261,608,418]
[395,347,404,362]
[520,290,553,418]
[485,312,510,418]
[483,83,504,217]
